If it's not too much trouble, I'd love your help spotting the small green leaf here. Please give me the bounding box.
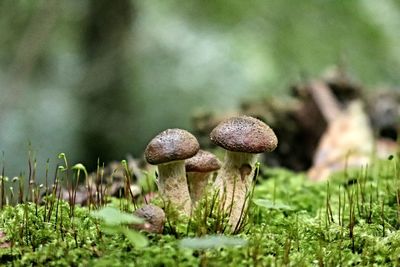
[120,227,149,248]
[91,207,144,225]
[100,224,121,235]
[179,235,247,250]
[253,199,295,211]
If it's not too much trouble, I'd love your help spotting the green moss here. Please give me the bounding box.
[0,157,400,266]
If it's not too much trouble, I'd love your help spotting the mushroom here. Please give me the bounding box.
[210,115,278,227]
[144,128,199,214]
[133,204,165,234]
[185,150,221,204]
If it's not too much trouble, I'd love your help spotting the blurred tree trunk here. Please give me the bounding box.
[80,0,135,168]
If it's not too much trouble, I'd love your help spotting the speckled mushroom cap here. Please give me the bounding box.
[210,115,278,153]
[133,204,165,234]
[185,150,221,173]
[145,128,200,165]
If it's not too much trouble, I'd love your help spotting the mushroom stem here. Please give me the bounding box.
[187,172,211,204]
[157,161,191,215]
[214,151,258,227]
[223,151,257,170]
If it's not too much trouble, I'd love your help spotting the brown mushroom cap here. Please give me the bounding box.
[185,150,221,173]
[133,204,165,234]
[210,115,278,153]
[145,128,200,165]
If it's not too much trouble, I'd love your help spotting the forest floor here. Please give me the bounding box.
[0,156,399,266]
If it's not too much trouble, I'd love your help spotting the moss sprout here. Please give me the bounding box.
[0,153,399,266]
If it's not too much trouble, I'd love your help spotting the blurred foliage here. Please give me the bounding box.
[0,0,399,176]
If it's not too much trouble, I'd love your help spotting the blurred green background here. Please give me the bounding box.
[0,0,399,176]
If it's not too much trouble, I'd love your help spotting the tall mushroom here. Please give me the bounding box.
[144,129,199,215]
[185,150,221,204]
[210,115,278,227]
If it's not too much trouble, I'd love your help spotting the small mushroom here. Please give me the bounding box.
[210,115,278,227]
[185,150,221,204]
[144,128,200,214]
[133,204,165,234]
[0,231,10,248]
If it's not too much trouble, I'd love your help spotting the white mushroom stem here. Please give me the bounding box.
[187,172,213,204]
[213,151,258,227]
[157,161,191,215]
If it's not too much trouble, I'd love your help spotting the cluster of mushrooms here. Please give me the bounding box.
[144,115,278,227]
